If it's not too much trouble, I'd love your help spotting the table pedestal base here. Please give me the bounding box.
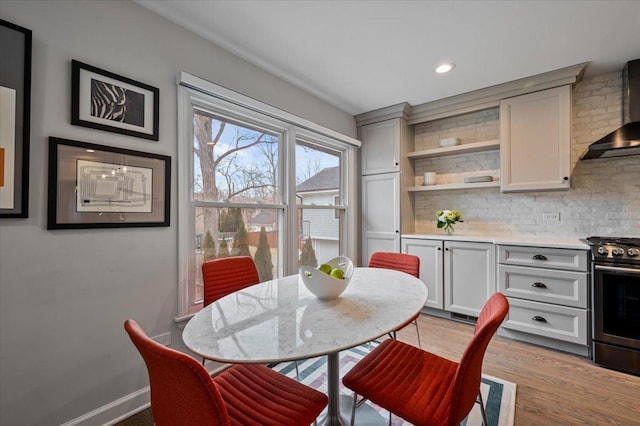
[320,352,388,426]
[319,395,389,426]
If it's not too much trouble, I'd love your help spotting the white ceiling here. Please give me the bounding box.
[136,0,640,116]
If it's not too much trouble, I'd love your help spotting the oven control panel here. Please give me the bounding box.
[587,237,640,265]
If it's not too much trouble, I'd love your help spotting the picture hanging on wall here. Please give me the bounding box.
[71,60,159,140]
[0,19,32,218]
[47,137,170,229]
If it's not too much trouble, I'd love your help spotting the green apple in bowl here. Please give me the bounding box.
[330,268,344,279]
[317,263,332,274]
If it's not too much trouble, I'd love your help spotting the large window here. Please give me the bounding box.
[177,74,358,318]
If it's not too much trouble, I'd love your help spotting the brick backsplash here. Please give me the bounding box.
[413,72,640,238]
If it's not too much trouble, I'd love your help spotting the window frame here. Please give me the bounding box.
[176,73,359,320]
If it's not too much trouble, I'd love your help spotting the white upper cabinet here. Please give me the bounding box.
[360,119,400,175]
[500,85,571,192]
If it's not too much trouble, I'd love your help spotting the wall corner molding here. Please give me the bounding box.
[355,102,412,126]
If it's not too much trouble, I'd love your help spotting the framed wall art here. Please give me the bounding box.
[47,137,170,229]
[0,19,32,218]
[71,60,159,140]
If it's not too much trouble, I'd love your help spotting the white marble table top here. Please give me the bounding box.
[182,267,428,364]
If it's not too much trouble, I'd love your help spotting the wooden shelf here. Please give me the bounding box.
[407,139,500,160]
[408,181,500,192]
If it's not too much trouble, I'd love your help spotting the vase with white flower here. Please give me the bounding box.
[436,209,463,235]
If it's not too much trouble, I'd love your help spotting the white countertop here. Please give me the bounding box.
[402,233,589,250]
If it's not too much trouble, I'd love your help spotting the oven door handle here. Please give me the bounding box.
[595,265,640,274]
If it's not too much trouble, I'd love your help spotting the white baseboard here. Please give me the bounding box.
[60,364,228,425]
[59,387,150,426]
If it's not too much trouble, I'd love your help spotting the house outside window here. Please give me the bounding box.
[176,74,359,318]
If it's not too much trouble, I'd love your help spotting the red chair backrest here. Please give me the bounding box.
[368,252,420,278]
[202,256,260,307]
[449,293,509,425]
[124,319,230,426]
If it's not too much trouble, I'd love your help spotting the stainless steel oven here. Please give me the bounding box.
[587,237,640,376]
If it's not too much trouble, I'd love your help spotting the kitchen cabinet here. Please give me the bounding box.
[360,119,401,175]
[500,85,571,192]
[362,173,400,261]
[402,238,444,309]
[497,244,590,356]
[359,116,414,265]
[444,240,496,316]
[402,238,495,315]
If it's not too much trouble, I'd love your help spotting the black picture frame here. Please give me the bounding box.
[71,60,159,141]
[47,137,170,229]
[0,19,32,218]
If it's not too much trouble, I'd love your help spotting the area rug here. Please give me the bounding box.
[269,342,516,426]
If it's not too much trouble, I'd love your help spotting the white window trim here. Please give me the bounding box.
[175,72,359,320]
[178,72,360,147]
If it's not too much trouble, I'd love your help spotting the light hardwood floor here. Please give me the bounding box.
[119,313,640,425]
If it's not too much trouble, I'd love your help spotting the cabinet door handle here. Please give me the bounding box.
[532,254,547,261]
[532,316,547,323]
[445,247,449,251]
[437,247,442,251]
[395,162,399,166]
[563,176,569,181]
[531,282,547,289]
[395,230,399,233]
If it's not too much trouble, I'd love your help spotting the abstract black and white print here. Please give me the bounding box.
[90,79,145,127]
[76,159,152,213]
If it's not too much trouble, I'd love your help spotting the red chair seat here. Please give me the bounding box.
[217,364,328,426]
[343,339,457,426]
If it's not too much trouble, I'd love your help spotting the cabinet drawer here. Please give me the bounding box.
[502,298,587,345]
[498,245,588,271]
[498,265,587,308]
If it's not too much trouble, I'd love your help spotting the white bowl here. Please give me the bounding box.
[299,256,354,300]
[440,137,461,147]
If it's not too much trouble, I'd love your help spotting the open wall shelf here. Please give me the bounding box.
[408,139,500,160]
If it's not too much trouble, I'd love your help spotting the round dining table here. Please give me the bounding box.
[183,266,428,425]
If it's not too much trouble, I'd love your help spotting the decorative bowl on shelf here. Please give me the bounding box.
[464,175,493,183]
[299,256,354,300]
[440,137,461,147]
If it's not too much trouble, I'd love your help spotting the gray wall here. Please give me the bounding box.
[0,1,356,425]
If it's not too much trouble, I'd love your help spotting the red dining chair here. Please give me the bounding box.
[342,292,509,426]
[202,256,301,377]
[124,319,328,426]
[200,256,260,366]
[202,256,260,308]
[368,251,422,347]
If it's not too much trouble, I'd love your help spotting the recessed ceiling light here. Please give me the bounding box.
[435,63,455,74]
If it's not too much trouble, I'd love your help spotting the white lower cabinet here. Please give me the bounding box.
[402,238,495,315]
[402,238,444,309]
[502,298,588,345]
[444,241,496,316]
[497,245,590,356]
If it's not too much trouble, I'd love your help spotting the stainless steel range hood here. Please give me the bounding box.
[581,59,640,160]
